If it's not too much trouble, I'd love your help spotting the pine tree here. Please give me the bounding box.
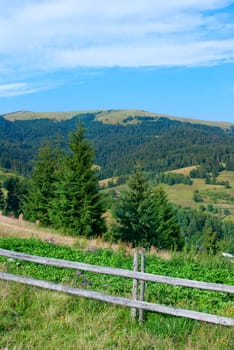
[114,167,151,246]
[49,124,106,236]
[203,226,218,254]
[202,215,221,254]
[114,168,184,250]
[150,186,184,250]
[22,143,59,225]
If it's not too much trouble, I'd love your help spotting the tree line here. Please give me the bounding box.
[0,125,183,250]
[1,113,234,179]
[1,124,234,254]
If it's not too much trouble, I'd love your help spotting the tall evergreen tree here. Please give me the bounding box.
[202,215,222,254]
[150,186,184,250]
[22,144,59,225]
[114,167,151,246]
[49,124,106,236]
[114,168,184,249]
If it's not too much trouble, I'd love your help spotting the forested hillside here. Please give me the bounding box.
[1,111,234,178]
[1,113,234,253]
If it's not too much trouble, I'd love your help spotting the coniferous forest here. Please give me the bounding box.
[1,112,234,178]
[1,111,234,252]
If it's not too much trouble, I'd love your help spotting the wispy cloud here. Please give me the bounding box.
[0,81,58,97]
[0,0,234,95]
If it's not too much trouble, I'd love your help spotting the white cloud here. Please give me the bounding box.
[0,81,58,97]
[0,0,233,82]
[0,83,35,97]
[51,38,234,68]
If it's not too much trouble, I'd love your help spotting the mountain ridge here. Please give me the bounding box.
[2,109,234,129]
[1,110,234,178]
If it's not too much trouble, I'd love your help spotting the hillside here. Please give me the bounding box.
[162,168,234,214]
[1,231,234,349]
[1,110,234,178]
[2,109,234,129]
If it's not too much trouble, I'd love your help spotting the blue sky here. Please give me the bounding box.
[0,0,234,122]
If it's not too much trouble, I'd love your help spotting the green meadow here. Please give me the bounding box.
[0,236,234,350]
[158,169,234,215]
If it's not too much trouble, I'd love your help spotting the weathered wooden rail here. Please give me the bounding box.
[0,248,234,327]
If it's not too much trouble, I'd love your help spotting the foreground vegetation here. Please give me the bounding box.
[0,236,234,350]
[1,112,234,348]
[1,283,234,350]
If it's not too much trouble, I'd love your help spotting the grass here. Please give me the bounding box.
[0,234,234,349]
[168,166,198,176]
[218,171,234,187]
[3,110,99,121]
[1,282,233,350]
[95,109,234,129]
[156,169,234,216]
[3,111,77,121]
[103,168,234,216]
[0,165,234,348]
[0,168,21,185]
[1,265,234,349]
[3,109,234,129]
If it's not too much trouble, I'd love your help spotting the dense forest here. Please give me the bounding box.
[1,114,234,253]
[1,112,234,178]
[0,125,183,251]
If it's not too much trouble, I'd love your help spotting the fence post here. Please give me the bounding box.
[131,250,138,320]
[139,249,145,323]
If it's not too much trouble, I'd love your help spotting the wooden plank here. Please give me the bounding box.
[0,248,234,294]
[131,251,138,320]
[139,249,145,323]
[1,272,234,327]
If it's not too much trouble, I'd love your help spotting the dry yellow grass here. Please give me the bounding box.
[0,213,175,258]
[99,176,118,187]
[4,109,233,129]
[168,166,198,176]
[0,213,127,254]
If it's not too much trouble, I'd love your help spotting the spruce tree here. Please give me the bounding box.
[114,167,151,246]
[22,144,59,225]
[150,186,184,250]
[114,168,184,250]
[49,124,106,236]
[202,215,221,254]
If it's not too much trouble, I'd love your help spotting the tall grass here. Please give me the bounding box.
[1,236,234,349]
[1,281,234,350]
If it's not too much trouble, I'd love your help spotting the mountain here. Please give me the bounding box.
[2,109,234,129]
[1,109,234,178]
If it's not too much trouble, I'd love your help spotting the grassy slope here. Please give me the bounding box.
[104,168,234,217]
[2,109,234,129]
[0,231,234,350]
[2,110,84,121]
[0,168,20,183]
[164,169,234,214]
[1,164,234,217]
[1,282,233,350]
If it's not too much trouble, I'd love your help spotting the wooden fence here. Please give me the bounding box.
[0,248,234,327]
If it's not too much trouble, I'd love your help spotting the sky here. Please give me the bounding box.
[0,0,234,123]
